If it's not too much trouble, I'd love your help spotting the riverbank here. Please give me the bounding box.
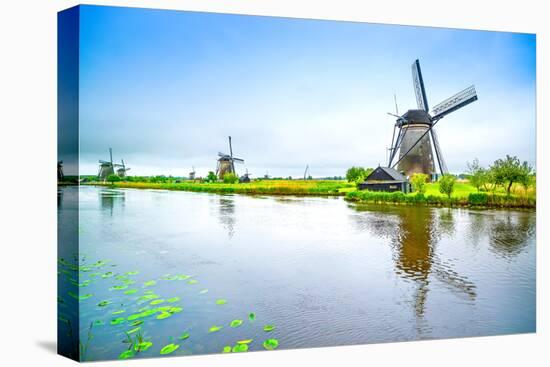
[87,180,356,196]
[345,190,536,209]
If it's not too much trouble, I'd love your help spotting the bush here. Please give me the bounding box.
[439,174,456,199]
[410,173,428,194]
[468,192,489,205]
[346,166,373,183]
[107,174,121,183]
[223,173,239,184]
[205,171,218,183]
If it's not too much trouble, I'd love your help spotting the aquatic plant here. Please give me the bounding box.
[209,325,223,333]
[263,339,279,350]
[160,343,180,355]
[215,299,227,305]
[263,324,276,332]
[230,319,243,328]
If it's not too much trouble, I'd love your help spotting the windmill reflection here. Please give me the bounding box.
[218,196,236,239]
[352,205,476,330]
[99,189,125,216]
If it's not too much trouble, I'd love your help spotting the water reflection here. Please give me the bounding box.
[488,213,535,259]
[218,196,236,238]
[351,205,476,330]
[99,189,125,215]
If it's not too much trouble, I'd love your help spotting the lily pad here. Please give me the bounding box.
[112,309,126,315]
[187,279,198,285]
[102,272,114,278]
[138,294,159,302]
[110,317,126,325]
[179,332,190,340]
[68,292,93,301]
[222,346,231,353]
[263,324,276,332]
[109,285,128,291]
[160,343,180,355]
[230,319,243,328]
[118,349,135,359]
[162,274,178,281]
[176,274,191,280]
[125,271,139,276]
[237,339,253,345]
[97,300,112,307]
[249,313,256,321]
[134,341,152,352]
[208,325,223,333]
[168,306,183,314]
[215,299,227,305]
[156,312,172,320]
[124,289,138,295]
[130,320,143,327]
[232,344,249,353]
[263,338,279,350]
[150,299,165,305]
[127,326,141,334]
[167,297,180,303]
[143,280,157,287]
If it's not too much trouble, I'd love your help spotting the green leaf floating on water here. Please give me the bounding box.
[169,306,183,313]
[209,325,223,333]
[156,312,172,320]
[150,299,165,305]
[248,313,256,321]
[176,274,191,280]
[127,326,141,334]
[130,320,143,327]
[167,297,180,303]
[109,284,128,291]
[143,280,157,287]
[127,309,157,321]
[110,317,126,325]
[232,344,249,353]
[138,294,159,302]
[237,339,253,345]
[187,279,198,285]
[102,272,114,278]
[160,343,180,355]
[222,346,231,353]
[230,319,243,328]
[179,332,190,340]
[144,290,155,295]
[124,289,138,295]
[118,350,135,360]
[68,292,93,301]
[125,270,139,276]
[93,320,104,326]
[215,299,227,305]
[97,300,112,307]
[263,324,276,332]
[134,341,152,352]
[162,274,178,281]
[263,339,279,350]
[112,309,126,315]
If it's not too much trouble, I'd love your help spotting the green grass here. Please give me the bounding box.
[88,179,355,196]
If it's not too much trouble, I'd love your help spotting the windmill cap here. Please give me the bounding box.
[401,109,431,124]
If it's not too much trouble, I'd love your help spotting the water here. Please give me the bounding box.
[57,186,536,361]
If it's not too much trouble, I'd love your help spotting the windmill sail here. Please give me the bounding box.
[430,128,448,174]
[412,59,429,112]
[431,85,477,120]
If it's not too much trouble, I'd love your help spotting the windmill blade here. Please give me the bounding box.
[412,59,429,112]
[388,126,407,167]
[430,128,448,174]
[232,157,244,163]
[431,85,477,120]
[218,152,228,158]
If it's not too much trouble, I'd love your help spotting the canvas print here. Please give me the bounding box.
[57,5,536,362]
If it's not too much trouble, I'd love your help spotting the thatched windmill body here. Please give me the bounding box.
[98,148,130,180]
[57,161,64,182]
[216,136,244,179]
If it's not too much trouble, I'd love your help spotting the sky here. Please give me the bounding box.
[74,5,536,177]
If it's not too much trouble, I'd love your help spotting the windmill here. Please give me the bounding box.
[98,148,115,181]
[57,161,64,182]
[387,59,478,180]
[303,164,309,180]
[216,136,244,179]
[189,166,196,180]
[240,168,251,183]
[116,159,130,178]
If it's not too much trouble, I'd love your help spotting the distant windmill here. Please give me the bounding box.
[189,166,196,180]
[303,165,309,180]
[240,168,251,183]
[216,136,244,179]
[387,59,478,179]
[116,159,130,178]
[57,161,64,182]
[264,170,270,179]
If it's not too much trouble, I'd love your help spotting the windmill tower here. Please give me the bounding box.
[189,166,196,180]
[98,148,115,181]
[387,59,478,180]
[57,161,64,182]
[216,136,244,179]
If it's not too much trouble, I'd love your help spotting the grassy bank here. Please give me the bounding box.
[88,179,356,196]
[345,189,535,209]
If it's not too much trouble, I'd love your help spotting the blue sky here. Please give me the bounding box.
[76,5,536,177]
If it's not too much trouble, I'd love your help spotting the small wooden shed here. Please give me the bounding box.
[358,166,410,193]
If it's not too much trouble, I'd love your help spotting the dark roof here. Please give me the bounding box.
[365,166,407,182]
[401,109,431,125]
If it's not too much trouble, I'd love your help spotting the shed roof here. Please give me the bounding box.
[365,166,407,182]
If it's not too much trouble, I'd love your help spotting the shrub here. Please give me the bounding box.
[205,171,218,183]
[410,173,428,194]
[107,174,121,183]
[468,192,489,205]
[439,174,456,199]
[223,173,239,184]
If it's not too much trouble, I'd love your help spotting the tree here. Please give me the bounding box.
[490,155,532,195]
[467,158,488,192]
[439,174,456,199]
[410,173,428,194]
[346,167,373,183]
[107,174,121,184]
[223,172,239,184]
[205,171,218,183]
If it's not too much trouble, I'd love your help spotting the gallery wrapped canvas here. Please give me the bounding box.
[58,4,536,362]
